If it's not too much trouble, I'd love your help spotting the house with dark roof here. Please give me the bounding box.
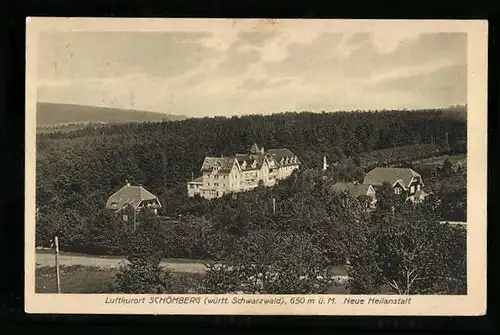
[106,181,161,230]
[362,167,428,203]
[187,143,301,199]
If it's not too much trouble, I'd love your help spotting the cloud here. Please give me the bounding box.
[37,31,220,80]
[37,30,467,117]
[367,65,467,107]
[371,30,422,53]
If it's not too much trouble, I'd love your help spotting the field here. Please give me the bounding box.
[412,154,466,168]
[34,250,352,293]
[35,265,204,293]
[35,265,351,294]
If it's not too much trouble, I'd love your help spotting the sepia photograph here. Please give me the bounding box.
[25,18,487,315]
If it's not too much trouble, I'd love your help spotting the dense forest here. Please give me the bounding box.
[35,107,467,255]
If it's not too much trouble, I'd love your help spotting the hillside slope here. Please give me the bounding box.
[36,102,187,126]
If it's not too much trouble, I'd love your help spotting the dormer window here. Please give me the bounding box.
[241,161,247,169]
[251,161,257,168]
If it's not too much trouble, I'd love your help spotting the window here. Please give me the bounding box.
[410,185,415,193]
[122,215,128,222]
[189,185,194,189]
[394,188,402,195]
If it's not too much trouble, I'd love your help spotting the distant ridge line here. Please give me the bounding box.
[36,102,188,126]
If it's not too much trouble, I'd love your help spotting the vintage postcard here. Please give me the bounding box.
[25,18,487,315]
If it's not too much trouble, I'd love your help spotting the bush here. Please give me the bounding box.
[113,256,174,293]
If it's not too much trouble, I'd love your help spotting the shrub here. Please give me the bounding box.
[113,256,174,293]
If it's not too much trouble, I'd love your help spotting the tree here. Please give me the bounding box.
[441,157,453,177]
[113,255,174,293]
[346,195,466,295]
[200,230,334,294]
[86,209,127,255]
[112,213,174,293]
[125,211,166,261]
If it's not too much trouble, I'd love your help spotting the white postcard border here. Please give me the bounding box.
[25,18,488,316]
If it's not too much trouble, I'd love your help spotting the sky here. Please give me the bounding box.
[36,24,467,118]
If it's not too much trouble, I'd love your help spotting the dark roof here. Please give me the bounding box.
[200,157,236,172]
[235,154,266,170]
[363,167,421,189]
[267,148,300,166]
[106,184,159,211]
[199,147,299,172]
[332,182,373,197]
[264,155,280,169]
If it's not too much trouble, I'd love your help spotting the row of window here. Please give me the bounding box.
[201,189,224,196]
[394,184,421,195]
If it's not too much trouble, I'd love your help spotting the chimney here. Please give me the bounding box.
[126,180,130,186]
[261,147,265,154]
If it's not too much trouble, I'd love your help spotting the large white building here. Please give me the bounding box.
[187,143,301,199]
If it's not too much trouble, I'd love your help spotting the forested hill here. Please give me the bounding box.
[35,106,467,250]
[36,102,188,126]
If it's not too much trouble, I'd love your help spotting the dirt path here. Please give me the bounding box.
[35,252,208,274]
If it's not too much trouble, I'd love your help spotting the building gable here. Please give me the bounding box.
[106,184,160,212]
[363,167,422,188]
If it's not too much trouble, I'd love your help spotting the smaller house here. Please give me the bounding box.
[187,176,203,197]
[363,167,427,203]
[105,181,161,230]
[331,182,377,208]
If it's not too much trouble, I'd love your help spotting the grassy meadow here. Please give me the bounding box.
[412,154,466,168]
[35,265,205,294]
[35,264,351,294]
